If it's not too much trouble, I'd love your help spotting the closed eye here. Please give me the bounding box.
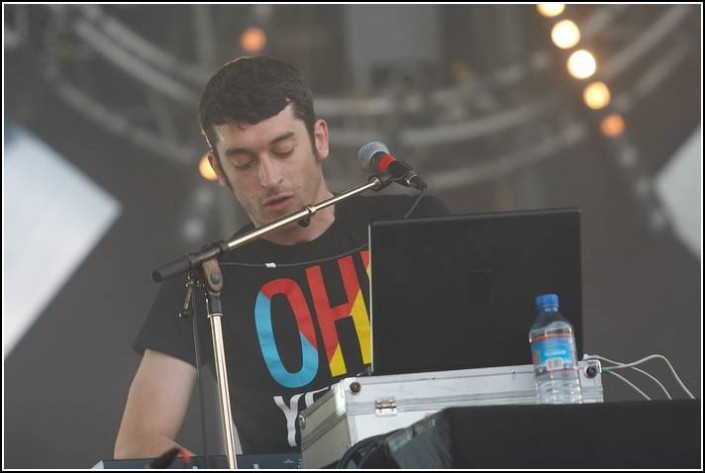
[273,149,294,158]
[231,158,255,170]
[234,162,254,170]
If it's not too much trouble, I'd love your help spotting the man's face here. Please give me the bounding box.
[209,104,330,229]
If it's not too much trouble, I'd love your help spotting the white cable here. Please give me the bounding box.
[606,370,651,401]
[588,354,672,400]
[585,353,695,399]
[627,367,671,400]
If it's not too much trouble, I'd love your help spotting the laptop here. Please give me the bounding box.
[369,208,582,376]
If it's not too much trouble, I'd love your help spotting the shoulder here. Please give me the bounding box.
[346,192,449,221]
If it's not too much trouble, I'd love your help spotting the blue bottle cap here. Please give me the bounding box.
[536,293,559,312]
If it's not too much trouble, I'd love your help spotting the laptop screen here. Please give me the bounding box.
[369,208,582,376]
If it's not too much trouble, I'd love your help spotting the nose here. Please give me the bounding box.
[258,155,283,187]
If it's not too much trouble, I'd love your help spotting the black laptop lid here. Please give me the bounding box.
[369,208,582,376]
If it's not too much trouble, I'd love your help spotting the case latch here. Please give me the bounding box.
[375,397,397,416]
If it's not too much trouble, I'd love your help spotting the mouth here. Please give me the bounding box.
[263,194,294,210]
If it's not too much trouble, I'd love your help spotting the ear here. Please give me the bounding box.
[313,119,329,162]
[208,152,232,190]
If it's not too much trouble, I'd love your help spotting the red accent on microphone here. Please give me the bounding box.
[378,154,395,173]
[179,449,192,465]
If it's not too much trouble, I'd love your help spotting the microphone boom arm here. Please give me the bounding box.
[152,174,388,282]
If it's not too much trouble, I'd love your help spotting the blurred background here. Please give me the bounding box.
[3,4,701,468]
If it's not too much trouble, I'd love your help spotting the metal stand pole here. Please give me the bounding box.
[200,258,238,469]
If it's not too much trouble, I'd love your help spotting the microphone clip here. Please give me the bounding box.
[380,170,427,191]
[400,170,427,191]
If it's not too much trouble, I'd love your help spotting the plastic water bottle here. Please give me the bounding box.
[529,294,583,404]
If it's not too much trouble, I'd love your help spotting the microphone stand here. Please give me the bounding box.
[152,175,389,469]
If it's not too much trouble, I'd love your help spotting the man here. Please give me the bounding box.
[114,56,446,458]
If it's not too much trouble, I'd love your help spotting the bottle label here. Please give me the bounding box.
[531,334,578,375]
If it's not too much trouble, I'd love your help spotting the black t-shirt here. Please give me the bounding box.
[134,193,448,454]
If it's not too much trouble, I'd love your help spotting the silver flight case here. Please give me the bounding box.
[300,361,603,468]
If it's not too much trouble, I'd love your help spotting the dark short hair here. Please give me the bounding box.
[198,56,316,163]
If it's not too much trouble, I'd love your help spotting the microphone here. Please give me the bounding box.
[357,141,427,190]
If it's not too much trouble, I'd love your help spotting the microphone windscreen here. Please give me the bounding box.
[357,141,389,172]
